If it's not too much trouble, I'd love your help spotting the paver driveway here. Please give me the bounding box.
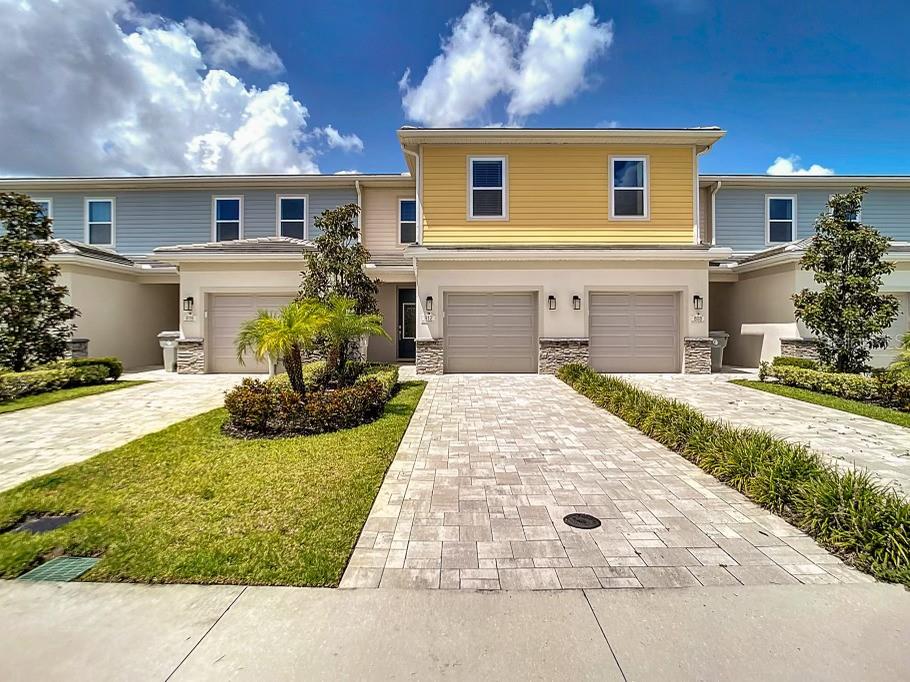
[342,375,866,590]
[0,370,243,492]
[628,374,910,499]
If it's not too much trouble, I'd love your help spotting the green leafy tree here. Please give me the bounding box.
[234,300,327,395]
[0,192,78,371]
[299,203,378,315]
[793,187,899,373]
[321,296,389,382]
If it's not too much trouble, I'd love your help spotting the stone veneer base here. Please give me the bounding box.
[683,337,712,374]
[780,337,820,361]
[65,338,89,360]
[416,338,445,375]
[538,337,589,374]
[177,338,205,374]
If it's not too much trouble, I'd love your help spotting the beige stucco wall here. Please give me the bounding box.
[415,260,710,350]
[361,185,416,256]
[368,282,398,363]
[59,264,178,369]
[713,261,910,368]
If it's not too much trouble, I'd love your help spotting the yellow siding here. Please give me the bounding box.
[421,144,696,244]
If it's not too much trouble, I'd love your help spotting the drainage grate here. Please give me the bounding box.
[18,556,99,582]
[563,513,601,530]
[11,513,82,535]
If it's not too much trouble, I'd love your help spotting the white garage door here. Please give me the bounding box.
[208,294,294,373]
[589,293,680,373]
[444,292,537,373]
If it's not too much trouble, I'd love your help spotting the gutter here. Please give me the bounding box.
[355,179,362,243]
[710,180,722,245]
[405,246,734,263]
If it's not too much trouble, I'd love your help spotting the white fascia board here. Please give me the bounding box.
[405,246,733,262]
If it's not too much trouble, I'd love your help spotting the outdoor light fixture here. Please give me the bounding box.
[548,295,557,311]
[572,295,582,311]
[425,296,433,312]
[182,296,194,313]
[693,295,704,311]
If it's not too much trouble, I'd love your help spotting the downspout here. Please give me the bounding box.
[354,179,362,242]
[710,180,722,246]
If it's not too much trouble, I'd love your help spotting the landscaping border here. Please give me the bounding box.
[557,363,910,587]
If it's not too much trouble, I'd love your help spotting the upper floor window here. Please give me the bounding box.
[767,195,796,243]
[610,157,648,219]
[469,157,507,219]
[214,197,242,241]
[33,199,52,220]
[278,196,307,239]
[85,198,114,246]
[399,199,417,244]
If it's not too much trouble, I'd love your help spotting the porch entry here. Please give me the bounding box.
[397,287,416,360]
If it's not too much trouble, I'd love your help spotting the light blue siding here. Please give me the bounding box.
[5,186,358,255]
[715,186,910,252]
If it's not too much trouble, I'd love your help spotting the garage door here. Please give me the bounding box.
[208,294,294,373]
[589,293,679,373]
[444,292,537,373]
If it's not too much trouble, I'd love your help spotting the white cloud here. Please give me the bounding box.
[315,125,364,153]
[333,169,361,175]
[0,0,355,176]
[184,18,284,73]
[767,155,834,176]
[400,2,612,126]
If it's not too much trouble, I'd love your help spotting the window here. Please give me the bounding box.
[85,199,114,246]
[610,157,648,218]
[214,197,242,241]
[277,196,307,239]
[399,199,417,244]
[469,157,506,219]
[766,196,796,243]
[401,300,416,340]
[33,199,52,220]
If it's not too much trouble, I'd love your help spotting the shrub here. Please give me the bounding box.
[0,364,113,403]
[766,365,879,402]
[67,356,123,380]
[874,370,910,412]
[556,362,910,586]
[223,378,275,433]
[771,356,819,370]
[356,364,399,400]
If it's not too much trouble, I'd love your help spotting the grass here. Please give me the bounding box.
[732,379,910,429]
[0,381,151,415]
[558,363,910,587]
[0,381,426,586]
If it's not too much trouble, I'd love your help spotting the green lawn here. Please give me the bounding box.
[732,380,910,429]
[0,381,426,586]
[0,380,151,414]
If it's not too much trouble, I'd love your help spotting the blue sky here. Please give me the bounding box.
[2,0,908,176]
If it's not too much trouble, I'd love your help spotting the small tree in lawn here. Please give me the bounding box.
[299,203,378,315]
[0,192,78,372]
[793,187,899,373]
[321,296,389,384]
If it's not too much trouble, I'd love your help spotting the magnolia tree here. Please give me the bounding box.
[793,187,899,373]
[0,193,78,371]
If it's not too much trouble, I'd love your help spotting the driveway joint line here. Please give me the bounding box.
[583,588,627,681]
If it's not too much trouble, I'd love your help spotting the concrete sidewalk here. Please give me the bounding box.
[1,581,907,681]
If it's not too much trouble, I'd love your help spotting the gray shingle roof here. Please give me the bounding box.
[737,236,910,264]
[52,239,136,266]
[153,236,315,254]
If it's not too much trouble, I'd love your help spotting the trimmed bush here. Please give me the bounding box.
[557,363,910,586]
[66,356,123,380]
[766,364,879,401]
[874,370,910,412]
[772,356,819,370]
[0,363,113,403]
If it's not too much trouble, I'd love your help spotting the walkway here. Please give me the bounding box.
[0,370,243,492]
[1,581,907,680]
[343,375,864,590]
[627,374,910,498]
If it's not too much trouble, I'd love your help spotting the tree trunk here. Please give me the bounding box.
[283,344,306,395]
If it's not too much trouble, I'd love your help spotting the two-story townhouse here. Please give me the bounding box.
[701,175,910,367]
[397,127,730,374]
[0,174,418,371]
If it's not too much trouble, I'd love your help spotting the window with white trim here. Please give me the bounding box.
[401,300,416,340]
[469,157,506,219]
[86,199,114,246]
[214,197,242,241]
[399,199,417,244]
[33,199,52,220]
[767,196,796,243]
[278,196,307,239]
[610,157,648,218]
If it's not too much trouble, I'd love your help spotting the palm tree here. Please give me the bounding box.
[235,300,327,394]
[321,295,389,382]
[891,331,910,375]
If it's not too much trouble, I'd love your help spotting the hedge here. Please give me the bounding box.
[557,363,910,586]
[771,356,819,370]
[227,363,399,438]
[0,363,113,403]
[761,362,910,412]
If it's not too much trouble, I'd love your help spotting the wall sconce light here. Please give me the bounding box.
[425,296,433,312]
[548,295,557,311]
[693,294,704,311]
[182,296,194,313]
[572,295,582,311]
